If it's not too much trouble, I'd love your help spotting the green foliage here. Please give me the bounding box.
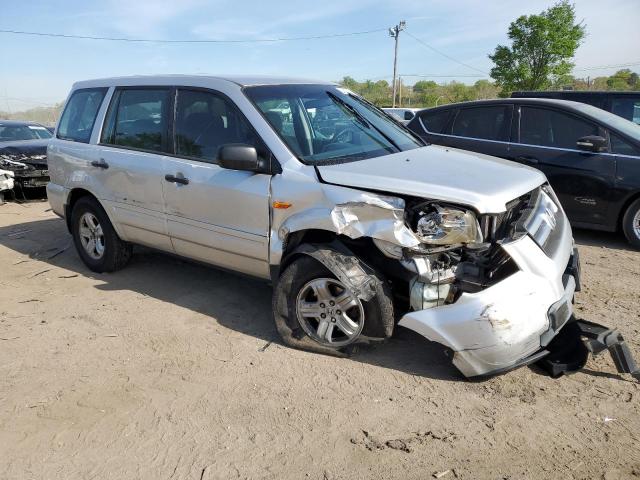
[489,1,585,95]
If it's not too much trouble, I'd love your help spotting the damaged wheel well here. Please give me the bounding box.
[278,229,383,277]
[65,188,97,232]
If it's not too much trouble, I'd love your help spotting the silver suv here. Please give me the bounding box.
[47,75,579,378]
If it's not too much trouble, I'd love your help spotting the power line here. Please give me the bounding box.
[0,27,387,44]
[402,73,486,78]
[574,61,640,71]
[404,30,488,75]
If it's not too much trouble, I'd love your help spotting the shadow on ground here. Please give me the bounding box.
[573,227,632,251]
[0,216,461,382]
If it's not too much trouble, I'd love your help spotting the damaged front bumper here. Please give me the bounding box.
[399,232,577,377]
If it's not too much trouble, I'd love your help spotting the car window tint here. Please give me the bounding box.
[611,97,640,125]
[451,106,509,141]
[175,89,263,162]
[105,88,170,152]
[418,110,451,134]
[0,125,37,141]
[610,133,640,156]
[57,88,107,143]
[520,107,599,150]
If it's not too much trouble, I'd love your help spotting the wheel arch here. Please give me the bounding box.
[272,228,374,283]
[64,188,122,239]
[618,190,640,230]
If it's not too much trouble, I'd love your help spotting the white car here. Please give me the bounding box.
[0,168,14,202]
[47,75,580,378]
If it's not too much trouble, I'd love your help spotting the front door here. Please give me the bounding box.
[508,105,616,226]
[162,88,272,278]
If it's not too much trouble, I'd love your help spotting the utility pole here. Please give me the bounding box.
[389,20,405,108]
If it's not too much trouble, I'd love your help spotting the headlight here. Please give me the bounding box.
[414,204,482,245]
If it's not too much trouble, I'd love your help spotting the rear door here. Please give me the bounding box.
[97,87,173,251]
[508,105,616,226]
[162,88,272,278]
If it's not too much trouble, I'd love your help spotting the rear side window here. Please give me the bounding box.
[451,106,509,141]
[102,88,170,153]
[519,107,599,150]
[175,89,264,162]
[57,88,107,143]
[418,109,451,134]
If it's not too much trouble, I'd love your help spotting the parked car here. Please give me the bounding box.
[383,107,420,123]
[0,138,50,195]
[48,75,581,378]
[0,169,14,203]
[512,91,640,125]
[0,120,53,142]
[407,98,640,247]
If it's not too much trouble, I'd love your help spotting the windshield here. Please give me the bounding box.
[573,103,640,141]
[244,84,424,164]
[0,124,52,142]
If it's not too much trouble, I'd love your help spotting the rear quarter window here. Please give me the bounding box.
[417,109,451,134]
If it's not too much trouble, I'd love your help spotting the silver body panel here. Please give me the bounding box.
[48,75,575,376]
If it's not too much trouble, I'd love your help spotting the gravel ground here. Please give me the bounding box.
[0,201,639,480]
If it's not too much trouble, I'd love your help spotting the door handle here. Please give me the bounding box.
[514,155,539,165]
[90,159,109,169]
[165,174,189,185]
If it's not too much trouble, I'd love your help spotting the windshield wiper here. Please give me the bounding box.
[326,91,371,130]
[327,91,401,151]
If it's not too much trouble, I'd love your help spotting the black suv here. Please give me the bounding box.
[406,98,640,247]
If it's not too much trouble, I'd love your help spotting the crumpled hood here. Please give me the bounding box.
[0,139,48,169]
[316,145,546,214]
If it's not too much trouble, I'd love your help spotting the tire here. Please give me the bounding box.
[622,198,640,249]
[71,196,132,273]
[272,254,394,356]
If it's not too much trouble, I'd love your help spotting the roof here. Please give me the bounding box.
[513,90,640,97]
[73,74,334,90]
[417,97,598,112]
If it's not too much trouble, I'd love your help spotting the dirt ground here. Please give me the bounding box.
[0,200,638,480]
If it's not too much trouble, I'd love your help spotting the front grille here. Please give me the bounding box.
[481,185,564,258]
[480,191,531,242]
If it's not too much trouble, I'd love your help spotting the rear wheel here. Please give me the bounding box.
[71,196,132,272]
[622,198,640,249]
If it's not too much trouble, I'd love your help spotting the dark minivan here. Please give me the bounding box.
[512,91,640,125]
[406,98,640,247]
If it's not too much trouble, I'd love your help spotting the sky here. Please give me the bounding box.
[1,0,639,111]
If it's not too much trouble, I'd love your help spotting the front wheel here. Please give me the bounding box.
[622,198,640,249]
[273,254,394,356]
[71,196,132,273]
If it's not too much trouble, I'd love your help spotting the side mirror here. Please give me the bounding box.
[218,144,263,172]
[576,135,607,153]
[404,111,415,121]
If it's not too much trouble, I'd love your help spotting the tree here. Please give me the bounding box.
[489,1,585,95]
[412,80,438,94]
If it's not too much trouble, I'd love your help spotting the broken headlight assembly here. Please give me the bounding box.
[412,203,482,245]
